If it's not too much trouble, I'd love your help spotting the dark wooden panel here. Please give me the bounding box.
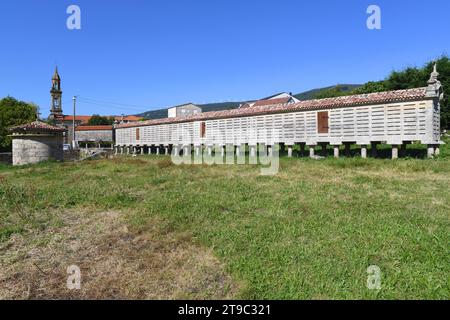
[200,122,206,138]
[317,111,329,134]
[136,128,140,140]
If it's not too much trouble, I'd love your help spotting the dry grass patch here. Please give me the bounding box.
[0,210,237,300]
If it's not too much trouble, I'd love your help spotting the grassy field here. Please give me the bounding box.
[0,140,449,299]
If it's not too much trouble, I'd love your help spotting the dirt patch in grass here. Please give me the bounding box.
[157,158,174,169]
[111,156,150,166]
[0,210,237,299]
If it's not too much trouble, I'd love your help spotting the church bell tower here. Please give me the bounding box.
[49,67,63,119]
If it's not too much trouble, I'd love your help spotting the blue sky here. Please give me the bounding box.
[0,0,449,117]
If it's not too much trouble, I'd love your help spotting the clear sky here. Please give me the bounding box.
[0,0,449,117]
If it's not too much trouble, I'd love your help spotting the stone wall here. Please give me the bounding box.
[12,135,64,166]
[76,130,113,142]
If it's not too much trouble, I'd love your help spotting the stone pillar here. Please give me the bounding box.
[156,147,160,155]
[427,145,435,158]
[236,145,241,157]
[141,147,144,155]
[226,144,234,164]
[333,145,340,158]
[371,142,378,158]
[434,145,440,157]
[260,143,267,157]
[268,146,273,157]
[250,145,256,158]
[207,146,213,157]
[183,146,189,156]
[309,146,315,158]
[173,146,179,156]
[165,147,169,155]
[114,147,118,155]
[361,145,367,159]
[287,146,293,158]
[392,145,399,160]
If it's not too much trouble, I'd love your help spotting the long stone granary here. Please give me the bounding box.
[115,67,444,159]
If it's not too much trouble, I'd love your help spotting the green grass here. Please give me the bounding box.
[1,139,449,299]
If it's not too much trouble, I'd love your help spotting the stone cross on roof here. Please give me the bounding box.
[426,62,443,99]
[428,62,439,85]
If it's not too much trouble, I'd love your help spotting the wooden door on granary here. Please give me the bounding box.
[200,122,206,138]
[317,111,329,134]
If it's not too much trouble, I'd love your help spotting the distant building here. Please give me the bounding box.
[114,115,143,124]
[168,103,202,118]
[239,92,299,109]
[47,67,141,144]
[75,125,114,148]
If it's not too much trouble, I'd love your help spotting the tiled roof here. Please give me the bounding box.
[75,125,113,131]
[116,87,428,129]
[9,121,66,133]
[56,115,92,124]
[252,97,292,107]
[55,115,141,123]
[114,115,142,121]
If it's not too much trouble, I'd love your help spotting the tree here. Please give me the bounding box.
[87,115,114,126]
[352,81,388,94]
[309,56,450,129]
[383,56,450,129]
[0,97,37,152]
[313,85,356,99]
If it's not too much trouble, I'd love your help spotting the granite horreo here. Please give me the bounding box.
[115,66,444,160]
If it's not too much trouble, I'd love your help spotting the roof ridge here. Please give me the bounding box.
[9,120,66,132]
[116,87,428,129]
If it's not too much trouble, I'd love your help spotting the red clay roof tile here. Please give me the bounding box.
[251,97,292,107]
[75,125,113,131]
[9,121,66,133]
[116,87,428,129]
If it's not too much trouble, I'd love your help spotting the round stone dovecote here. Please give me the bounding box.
[9,121,67,166]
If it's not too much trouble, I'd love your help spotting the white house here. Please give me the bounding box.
[168,103,202,118]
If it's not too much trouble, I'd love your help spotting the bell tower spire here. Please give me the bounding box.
[49,66,63,119]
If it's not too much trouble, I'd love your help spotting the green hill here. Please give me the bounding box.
[294,84,361,101]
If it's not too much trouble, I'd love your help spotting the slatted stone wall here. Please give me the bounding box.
[115,99,439,147]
